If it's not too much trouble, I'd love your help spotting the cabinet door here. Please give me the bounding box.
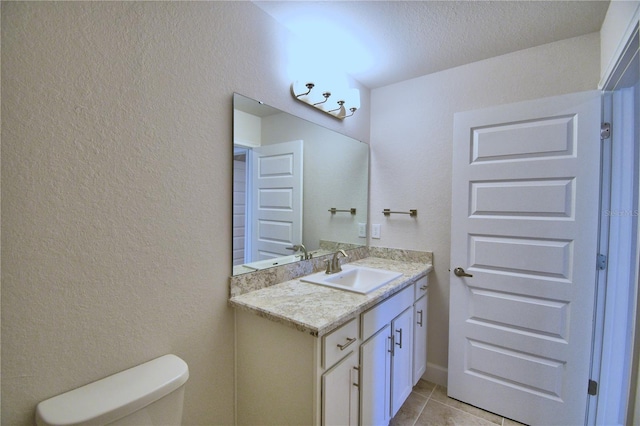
[391,307,414,417]
[413,293,428,385]
[360,324,391,426]
[322,351,359,426]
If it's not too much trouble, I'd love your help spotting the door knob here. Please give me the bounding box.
[454,267,473,278]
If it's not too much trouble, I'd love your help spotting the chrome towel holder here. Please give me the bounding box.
[383,209,417,217]
[329,208,357,215]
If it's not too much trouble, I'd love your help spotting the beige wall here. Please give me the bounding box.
[369,32,601,382]
[1,2,370,425]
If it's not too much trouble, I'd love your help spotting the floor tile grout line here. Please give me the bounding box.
[434,384,505,426]
[411,383,436,426]
[409,398,424,426]
[409,393,428,426]
[429,398,503,426]
[410,381,514,426]
[411,382,436,399]
[426,383,436,399]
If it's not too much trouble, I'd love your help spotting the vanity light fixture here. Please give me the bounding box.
[327,100,345,114]
[313,92,331,106]
[291,81,360,120]
[295,82,315,97]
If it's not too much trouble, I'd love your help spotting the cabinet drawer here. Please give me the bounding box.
[361,285,414,341]
[414,276,428,300]
[323,317,359,369]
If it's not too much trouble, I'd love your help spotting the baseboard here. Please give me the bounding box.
[424,362,448,387]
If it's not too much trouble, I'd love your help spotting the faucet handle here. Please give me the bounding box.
[325,250,348,274]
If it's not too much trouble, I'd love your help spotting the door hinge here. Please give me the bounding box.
[597,254,607,270]
[588,379,598,396]
[601,122,611,140]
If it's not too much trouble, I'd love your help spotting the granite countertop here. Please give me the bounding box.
[229,256,433,337]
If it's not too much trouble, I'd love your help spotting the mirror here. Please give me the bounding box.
[233,93,369,275]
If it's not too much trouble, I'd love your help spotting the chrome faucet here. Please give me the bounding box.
[325,249,348,274]
[286,244,310,260]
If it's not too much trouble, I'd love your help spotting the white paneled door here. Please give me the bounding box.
[449,91,601,426]
[251,140,303,261]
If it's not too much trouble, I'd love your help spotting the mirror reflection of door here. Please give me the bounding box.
[232,141,303,266]
[251,140,303,262]
[233,147,249,267]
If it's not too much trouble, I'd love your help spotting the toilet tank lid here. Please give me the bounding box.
[35,354,189,426]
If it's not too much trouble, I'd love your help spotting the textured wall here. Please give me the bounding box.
[1,2,369,425]
[369,32,601,381]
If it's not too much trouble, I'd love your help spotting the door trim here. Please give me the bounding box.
[589,21,640,426]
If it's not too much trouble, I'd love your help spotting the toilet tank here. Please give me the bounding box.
[36,354,189,426]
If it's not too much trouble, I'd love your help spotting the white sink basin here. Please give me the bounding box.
[301,264,403,294]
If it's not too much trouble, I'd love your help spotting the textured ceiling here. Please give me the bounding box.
[255,1,610,89]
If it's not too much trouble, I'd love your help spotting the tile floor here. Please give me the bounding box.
[390,380,526,426]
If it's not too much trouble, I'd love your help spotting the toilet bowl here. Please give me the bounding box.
[36,354,189,426]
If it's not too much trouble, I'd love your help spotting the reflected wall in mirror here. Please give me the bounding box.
[233,93,369,275]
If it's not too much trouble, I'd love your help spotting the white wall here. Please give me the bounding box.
[233,110,262,147]
[369,32,601,381]
[598,4,640,421]
[599,0,640,87]
[1,2,370,425]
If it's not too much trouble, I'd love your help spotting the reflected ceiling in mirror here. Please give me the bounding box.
[232,93,369,276]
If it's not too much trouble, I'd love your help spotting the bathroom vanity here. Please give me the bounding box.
[230,253,432,425]
[230,94,432,425]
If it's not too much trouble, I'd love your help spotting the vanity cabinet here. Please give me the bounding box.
[234,274,429,426]
[391,306,414,415]
[360,285,415,424]
[322,318,360,425]
[360,324,392,425]
[322,350,359,425]
[235,311,359,425]
[413,276,429,384]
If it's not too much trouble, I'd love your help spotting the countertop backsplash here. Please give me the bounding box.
[229,246,432,297]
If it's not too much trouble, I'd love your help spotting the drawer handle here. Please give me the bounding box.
[420,285,428,290]
[337,337,356,351]
[417,310,424,327]
[395,328,403,349]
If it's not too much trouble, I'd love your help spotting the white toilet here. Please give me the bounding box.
[35,354,189,426]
